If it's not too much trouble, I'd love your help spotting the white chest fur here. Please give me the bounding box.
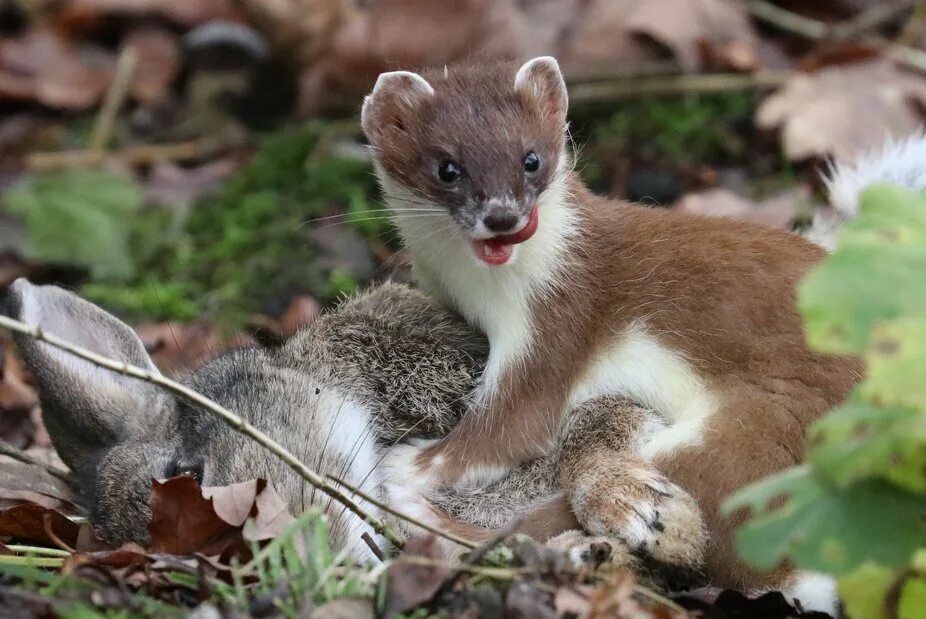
[572,322,717,459]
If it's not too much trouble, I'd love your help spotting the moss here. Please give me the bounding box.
[85,121,384,326]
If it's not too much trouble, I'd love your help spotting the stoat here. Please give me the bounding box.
[362,57,863,609]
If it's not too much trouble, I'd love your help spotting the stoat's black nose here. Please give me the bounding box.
[483,210,520,233]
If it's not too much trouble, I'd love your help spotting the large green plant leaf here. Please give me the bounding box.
[799,185,926,354]
[4,169,141,281]
[809,397,926,492]
[725,466,925,575]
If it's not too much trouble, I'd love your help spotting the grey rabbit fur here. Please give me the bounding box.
[3,278,706,579]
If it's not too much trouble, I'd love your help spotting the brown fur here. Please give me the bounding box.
[428,183,861,587]
[363,58,863,591]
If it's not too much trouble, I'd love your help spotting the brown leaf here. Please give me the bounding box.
[241,483,295,543]
[124,26,180,104]
[0,503,80,549]
[0,459,76,509]
[280,296,320,338]
[383,535,449,618]
[135,321,256,373]
[675,187,810,229]
[625,0,758,72]
[0,340,38,448]
[757,61,926,162]
[62,543,151,573]
[298,0,525,115]
[148,476,240,555]
[239,0,355,67]
[0,28,114,110]
[202,480,260,528]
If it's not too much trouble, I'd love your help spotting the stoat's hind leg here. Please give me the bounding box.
[556,397,708,580]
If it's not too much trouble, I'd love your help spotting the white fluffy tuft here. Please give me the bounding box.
[810,130,926,249]
[782,571,839,616]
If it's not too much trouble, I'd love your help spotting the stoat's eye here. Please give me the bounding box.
[523,151,540,173]
[437,160,462,183]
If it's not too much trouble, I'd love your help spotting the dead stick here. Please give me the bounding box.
[897,0,926,46]
[831,0,915,40]
[89,46,137,152]
[569,72,790,105]
[26,139,223,172]
[745,0,926,73]
[0,314,445,551]
[0,439,73,486]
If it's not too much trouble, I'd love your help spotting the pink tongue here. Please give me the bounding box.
[471,239,514,265]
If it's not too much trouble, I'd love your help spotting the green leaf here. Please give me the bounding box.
[4,169,141,281]
[799,185,926,354]
[809,397,926,492]
[863,317,926,412]
[725,466,925,574]
[900,574,926,619]
[838,563,895,619]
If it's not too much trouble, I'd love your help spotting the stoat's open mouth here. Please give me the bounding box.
[470,203,539,266]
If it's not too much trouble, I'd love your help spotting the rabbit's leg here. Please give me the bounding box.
[555,397,707,574]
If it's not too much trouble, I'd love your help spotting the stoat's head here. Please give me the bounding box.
[361,57,569,267]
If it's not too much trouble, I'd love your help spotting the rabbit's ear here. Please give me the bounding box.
[3,279,172,479]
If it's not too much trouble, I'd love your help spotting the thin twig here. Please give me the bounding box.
[89,46,137,152]
[25,138,226,172]
[0,439,74,486]
[326,474,475,550]
[745,0,926,73]
[831,0,915,40]
[0,314,409,550]
[744,0,828,39]
[569,72,790,105]
[361,532,385,562]
[897,0,926,46]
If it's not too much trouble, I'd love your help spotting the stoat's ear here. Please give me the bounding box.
[361,71,434,144]
[514,56,568,123]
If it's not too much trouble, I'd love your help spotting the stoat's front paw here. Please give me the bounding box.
[380,439,440,535]
[572,467,707,568]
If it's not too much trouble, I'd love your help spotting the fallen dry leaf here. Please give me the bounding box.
[554,0,761,77]
[239,0,356,67]
[280,295,320,338]
[0,27,114,110]
[0,502,80,548]
[0,459,76,510]
[675,187,810,229]
[149,476,296,557]
[240,482,295,543]
[757,61,926,162]
[135,321,256,373]
[626,0,759,73]
[383,535,449,618]
[148,476,240,555]
[124,26,180,104]
[298,0,525,115]
[562,0,671,76]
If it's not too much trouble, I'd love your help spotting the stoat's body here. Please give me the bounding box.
[362,57,875,613]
